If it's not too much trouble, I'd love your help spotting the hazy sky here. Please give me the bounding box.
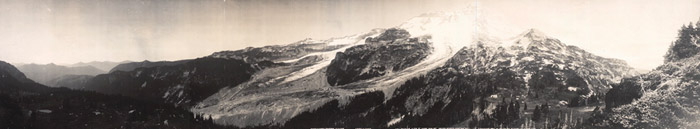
[0,0,698,70]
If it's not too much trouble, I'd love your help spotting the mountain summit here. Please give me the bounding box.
[522,28,549,40]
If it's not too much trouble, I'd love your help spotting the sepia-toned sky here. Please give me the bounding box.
[0,0,698,70]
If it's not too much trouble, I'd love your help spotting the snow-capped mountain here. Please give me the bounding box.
[40,8,639,128]
[183,9,637,127]
[188,10,484,127]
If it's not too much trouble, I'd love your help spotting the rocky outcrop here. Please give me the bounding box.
[326,28,432,86]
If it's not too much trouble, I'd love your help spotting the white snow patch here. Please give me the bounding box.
[183,71,190,77]
[387,115,405,126]
[175,84,184,89]
[542,59,553,64]
[523,73,532,83]
[567,87,579,91]
[279,53,315,63]
[509,58,518,67]
[559,101,568,106]
[163,91,170,98]
[38,109,52,113]
[141,82,148,88]
[584,80,594,97]
[557,64,566,69]
[523,73,533,89]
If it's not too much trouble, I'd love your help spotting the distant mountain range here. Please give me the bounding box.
[69,61,131,72]
[108,60,190,73]
[16,63,105,86]
[13,60,188,88]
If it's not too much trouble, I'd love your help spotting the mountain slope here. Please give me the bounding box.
[109,60,190,73]
[0,61,33,84]
[46,75,94,89]
[82,57,270,108]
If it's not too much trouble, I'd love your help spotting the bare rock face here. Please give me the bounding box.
[326,28,432,86]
